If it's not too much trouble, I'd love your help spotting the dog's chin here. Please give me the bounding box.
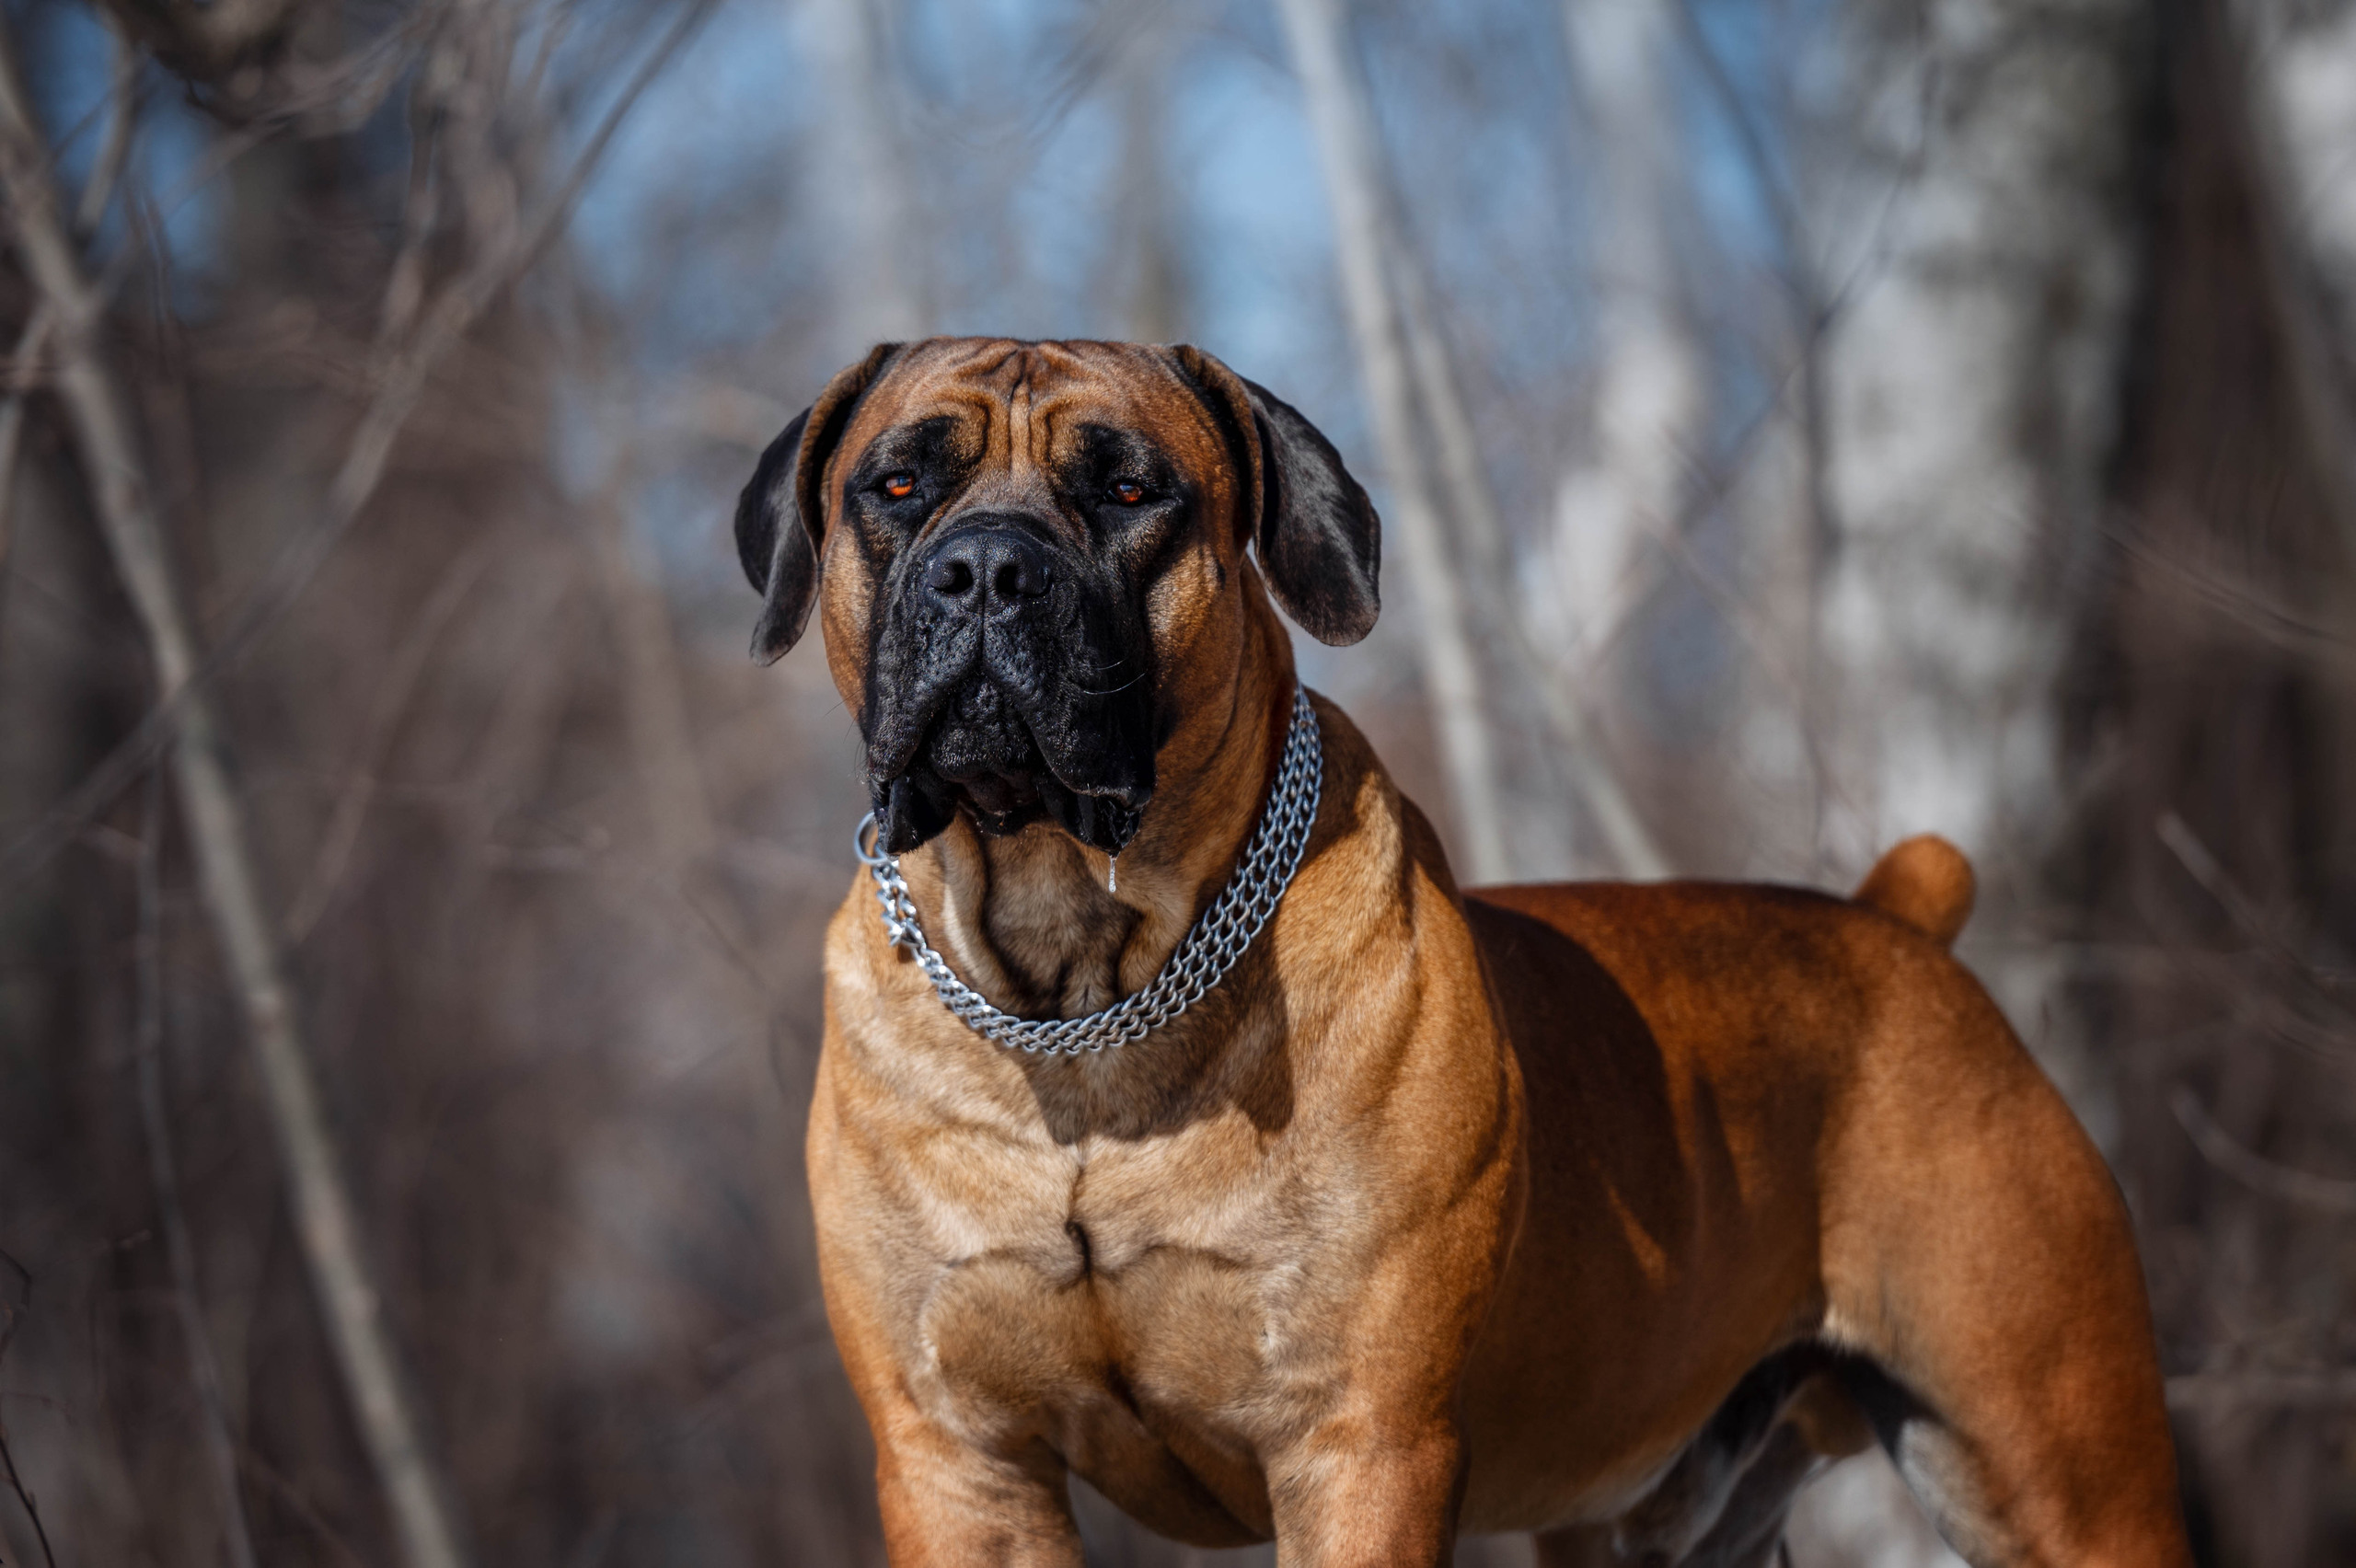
[872,715,1150,859]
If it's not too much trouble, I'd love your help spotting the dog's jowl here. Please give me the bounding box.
[738,338,2192,1567]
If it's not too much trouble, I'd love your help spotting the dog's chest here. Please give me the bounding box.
[904,1116,1321,1532]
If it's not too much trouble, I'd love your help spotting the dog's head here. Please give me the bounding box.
[735,338,1379,856]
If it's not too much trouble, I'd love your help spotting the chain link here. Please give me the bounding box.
[854,687,1323,1056]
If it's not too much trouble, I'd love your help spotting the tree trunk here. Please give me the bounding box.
[1813,0,2148,1101]
[2075,5,2356,1563]
[1111,6,1186,344]
[1552,0,1706,686]
[2227,0,2356,563]
[809,0,927,351]
[1274,0,1511,883]
[1817,0,2145,860]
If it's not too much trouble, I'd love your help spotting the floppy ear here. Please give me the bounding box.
[735,343,899,663]
[1168,344,1380,646]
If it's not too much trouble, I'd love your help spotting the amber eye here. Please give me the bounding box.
[882,471,916,499]
[1107,479,1146,505]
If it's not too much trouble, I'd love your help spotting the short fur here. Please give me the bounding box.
[745,339,2192,1567]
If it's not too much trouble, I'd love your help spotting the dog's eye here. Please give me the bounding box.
[881,471,916,500]
[1106,480,1147,505]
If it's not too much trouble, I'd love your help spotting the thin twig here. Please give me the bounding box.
[2170,1086,2356,1215]
[2108,520,2356,673]
[2156,811,2353,1005]
[133,769,262,1568]
[234,1445,375,1568]
[102,0,303,82]
[75,13,140,237]
[2167,1082,2356,1215]
[0,306,53,585]
[0,1250,58,1568]
[2166,1368,2356,1411]
[585,426,720,878]
[285,533,497,940]
[0,1424,57,1568]
[1669,0,1810,312]
[378,13,447,348]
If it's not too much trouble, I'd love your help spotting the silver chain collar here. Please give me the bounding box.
[854,687,1323,1056]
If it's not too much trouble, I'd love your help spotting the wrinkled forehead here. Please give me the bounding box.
[836,339,1229,478]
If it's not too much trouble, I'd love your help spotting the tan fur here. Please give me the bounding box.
[793,340,2191,1566]
[1853,834,1977,948]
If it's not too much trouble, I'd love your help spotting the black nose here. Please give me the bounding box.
[921,520,1055,615]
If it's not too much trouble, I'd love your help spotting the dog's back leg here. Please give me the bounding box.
[1530,1370,1870,1568]
[1531,1524,1616,1567]
[1818,959,2192,1568]
[1675,1419,1826,1568]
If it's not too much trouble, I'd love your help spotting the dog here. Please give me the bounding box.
[735,338,2192,1566]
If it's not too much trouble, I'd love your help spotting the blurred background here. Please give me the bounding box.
[0,0,2351,1562]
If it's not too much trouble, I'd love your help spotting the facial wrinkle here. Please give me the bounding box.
[1010,349,1037,480]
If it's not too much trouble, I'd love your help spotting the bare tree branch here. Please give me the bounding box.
[284,532,498,941]
[0,1423,57,1568]
[75,12,141,237]
[2108,521,2356,675]
[0,306,52,587]
[134,771,261,1568]
[590,464,720,877]
[98,0,302,83]
[235,1446,375,1568]
[0,1251,58,1568]
[2170,1087,2356,1215]
[2157,810,2354,1004]
[2167,1368,2356,1411]
[378,31,446,348]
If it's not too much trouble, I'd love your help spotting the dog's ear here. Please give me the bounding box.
[736,342,899,663]
[1168,345,1380,646]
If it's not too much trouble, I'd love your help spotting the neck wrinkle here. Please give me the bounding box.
[906,590,1297,1021]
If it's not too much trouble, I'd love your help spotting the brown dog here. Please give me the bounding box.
[736,338,2191,1566]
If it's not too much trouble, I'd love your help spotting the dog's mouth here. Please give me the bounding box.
[870,670,1152,856]
[918,676,1056,828]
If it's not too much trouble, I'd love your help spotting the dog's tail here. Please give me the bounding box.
[1852,835,1975,948]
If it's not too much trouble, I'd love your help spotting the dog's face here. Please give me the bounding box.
[735,339,1379,856]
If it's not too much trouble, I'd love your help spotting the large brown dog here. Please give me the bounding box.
[735,338,2192,1566]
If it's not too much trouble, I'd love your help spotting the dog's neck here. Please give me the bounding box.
[897,593,1299,1028]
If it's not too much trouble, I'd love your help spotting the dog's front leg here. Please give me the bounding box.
[871,1414,1082,1568]
[1265,1417,1464,1567]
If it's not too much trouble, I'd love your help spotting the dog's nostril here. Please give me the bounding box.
[929,558,975,598]
[995,559,1048,600]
